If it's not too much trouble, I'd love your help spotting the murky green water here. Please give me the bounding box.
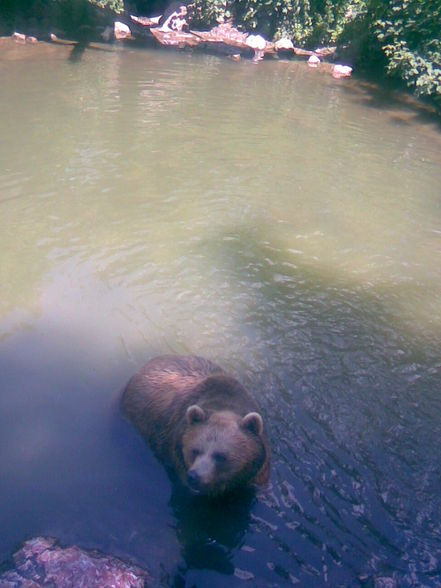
[1,40,440,587]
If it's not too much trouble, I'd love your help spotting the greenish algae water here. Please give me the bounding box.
[0,40,440,587]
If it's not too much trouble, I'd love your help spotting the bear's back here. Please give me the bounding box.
[121,355,224,441]
[140,355,223,389]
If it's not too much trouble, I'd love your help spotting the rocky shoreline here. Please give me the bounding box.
[2,4,353,79]
[0,536,151,587]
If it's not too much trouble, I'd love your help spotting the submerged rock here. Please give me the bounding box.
[0,537,151,587]
[308,54,320,67]
[332,64,353,78]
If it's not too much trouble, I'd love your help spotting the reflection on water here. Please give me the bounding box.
[0,41,440,586]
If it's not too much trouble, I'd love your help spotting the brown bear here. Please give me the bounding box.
[120,355,270,496]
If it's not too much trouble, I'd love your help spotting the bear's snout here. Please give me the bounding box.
[187,469,202,492]
[187,455,216,493]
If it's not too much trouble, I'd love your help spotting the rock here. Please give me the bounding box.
[245,34,266,51]
[332,64,353,78]
[26,36,38,44]
[11,32,26,43]
[157,5,189,33]
[246,34,267,62]
[114,21,132,40]
[50,33,58,42]
[0,537,151,587]
[308,55,320,67]
[275,38,294,51]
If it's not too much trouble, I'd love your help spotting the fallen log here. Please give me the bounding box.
[191,27,251,57]
[130,15,161,28]
[125,15,337,63]
[293,47,314,57]
[150,27,201,48]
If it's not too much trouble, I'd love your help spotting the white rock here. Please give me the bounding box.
[12,32,26,43]
[275,38,294,51]
[308,55,320,67]
[114,21,131,40]
[246,34,266,51]
[332,64,353,78]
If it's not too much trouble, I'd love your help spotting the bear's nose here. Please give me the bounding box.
[187,470,201,490]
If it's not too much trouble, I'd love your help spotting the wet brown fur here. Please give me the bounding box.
[120,355,270,494]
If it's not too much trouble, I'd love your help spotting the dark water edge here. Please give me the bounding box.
[0,0,117,39]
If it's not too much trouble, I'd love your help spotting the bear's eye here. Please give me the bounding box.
[213,452,227,465]
[192,448,202,459]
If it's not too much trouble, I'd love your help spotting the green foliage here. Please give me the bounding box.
[88,0,123,11]
[373,0,441,103]
[192,0,234,27]
[0,0,122,36]
[192,0,369,45]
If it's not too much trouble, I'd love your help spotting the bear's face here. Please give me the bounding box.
[181,406,265,496]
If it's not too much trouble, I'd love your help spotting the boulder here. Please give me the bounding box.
[275,38,294,51]
[0,537,151,587]
[114,21,132,40]
[246,34,267,62]
[11,32,26,43]
[308,54,320,67]
[332,64,353,78]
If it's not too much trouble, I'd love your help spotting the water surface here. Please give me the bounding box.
[1,40,440,587]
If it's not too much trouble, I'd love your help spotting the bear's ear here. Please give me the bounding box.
[186,405,206,425]
[241,412,264,436]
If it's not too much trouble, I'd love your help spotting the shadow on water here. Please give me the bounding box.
[0,323,256,585]
[67,38,115,63]
[340,76,441,132]
[68,39,91,63]
[164,488,255,585]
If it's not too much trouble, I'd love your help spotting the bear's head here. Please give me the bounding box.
[180,405,268,496]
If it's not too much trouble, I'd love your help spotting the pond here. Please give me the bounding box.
[0,40,440,587]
